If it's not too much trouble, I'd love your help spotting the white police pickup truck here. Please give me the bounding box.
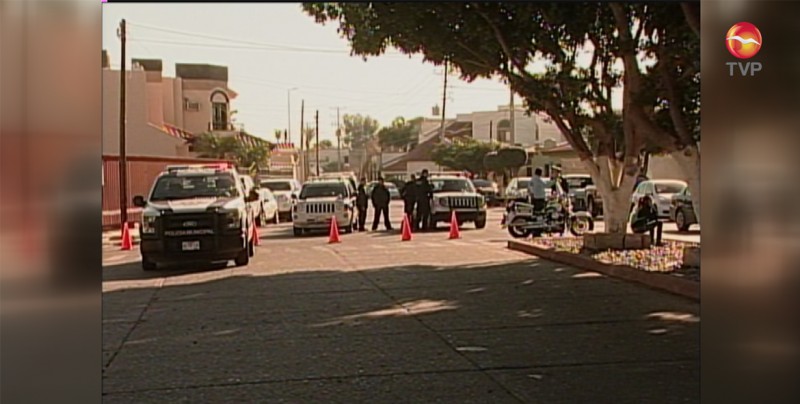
[132,163,259,271]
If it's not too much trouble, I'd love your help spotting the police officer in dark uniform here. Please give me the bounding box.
[401,174,418,230]
[551,166,569,194]
[356,177,369,231]
[370,177,393,231]
[416,169,434,231]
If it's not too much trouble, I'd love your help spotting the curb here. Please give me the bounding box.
[507,240,699,301]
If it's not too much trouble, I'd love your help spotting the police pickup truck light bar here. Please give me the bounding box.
[166,163,234,174]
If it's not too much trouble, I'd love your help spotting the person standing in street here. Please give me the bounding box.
[356,177,369,231]
[551,166,569,195]
[416,169,433,231]
[370,177,393,231]
[401,174,418,230]
[527,168,552,211]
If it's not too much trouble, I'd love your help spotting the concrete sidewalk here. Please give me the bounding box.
[102,254,699,402]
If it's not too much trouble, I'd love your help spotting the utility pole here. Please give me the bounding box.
[508,59,516,145]
[118,19,129,227]
[439,58,449,142]
[287,88,297,144]
[489,120,493,143]
[299,99,305,180]
[336,107,342,172]
[315,110,320,176]
[509,90,516,145]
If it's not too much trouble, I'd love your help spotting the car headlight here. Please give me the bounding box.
[477,197,486,208]
[224,210,242,228]
[141,215,157,234]
[437,198,449,207]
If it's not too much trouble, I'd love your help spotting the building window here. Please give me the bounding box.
[344,156,349,164]
[210,91,230,131]
[496,119,511,143]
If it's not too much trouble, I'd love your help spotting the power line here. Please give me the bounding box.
[127,21,411,57]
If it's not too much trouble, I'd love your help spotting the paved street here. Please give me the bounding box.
[103,202,699,403]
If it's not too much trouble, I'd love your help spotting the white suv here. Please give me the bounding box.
[292,180,355,236]
[429,176,487,229]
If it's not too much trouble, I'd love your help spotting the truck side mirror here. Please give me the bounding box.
[133,195,146,207]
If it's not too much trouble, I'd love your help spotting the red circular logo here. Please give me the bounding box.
[726,22,762,59]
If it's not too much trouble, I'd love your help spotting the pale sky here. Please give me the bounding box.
[102,3,515,144]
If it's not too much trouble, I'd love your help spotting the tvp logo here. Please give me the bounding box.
[726,22,763,76]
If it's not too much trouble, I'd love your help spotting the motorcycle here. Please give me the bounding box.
[501,193,594,238]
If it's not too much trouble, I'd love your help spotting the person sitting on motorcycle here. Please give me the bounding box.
[527,168,553,212]
[631,195,663,246]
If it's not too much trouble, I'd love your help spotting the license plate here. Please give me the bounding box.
[182,241,200,251]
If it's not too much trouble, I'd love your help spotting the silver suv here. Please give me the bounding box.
[292,180,356,236]
[429,176,487,229]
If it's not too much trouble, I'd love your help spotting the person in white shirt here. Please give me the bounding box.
[527,168,553,211]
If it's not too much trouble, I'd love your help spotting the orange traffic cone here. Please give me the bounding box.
[328,215,341,244]
[252,218,261,246]
[448,211,461,240]
[401,214,413,241]
[120,222,133,251]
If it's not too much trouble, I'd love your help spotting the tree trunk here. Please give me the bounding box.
[583,157,638,235]
[670,145,701,224]
[604,188,635,233]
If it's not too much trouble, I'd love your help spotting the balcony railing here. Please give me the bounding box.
[209,122,246,132]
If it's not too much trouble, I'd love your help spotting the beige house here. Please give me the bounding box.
[451,105,563,147]
[102,51,248,158]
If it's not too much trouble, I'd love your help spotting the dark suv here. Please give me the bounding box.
[132,164,259,271]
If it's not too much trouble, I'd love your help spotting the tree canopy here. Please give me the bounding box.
[342,113,380,149]
[191,133,270,173]
[304,2,701,232]
[431,139,498,176]
[377,116,421,152]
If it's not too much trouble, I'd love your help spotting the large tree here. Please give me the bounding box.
[377,117,420,152]
[304,2,700,234]
[431,138,498,176]
[342,113,380,149]
[191,133,269,173]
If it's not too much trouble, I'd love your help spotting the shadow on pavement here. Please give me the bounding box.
[103,258,700,402]
[103,261,229,282]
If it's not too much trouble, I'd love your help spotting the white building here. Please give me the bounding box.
[452,105,562,147]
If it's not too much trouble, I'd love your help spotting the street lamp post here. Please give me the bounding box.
[287,87,298,144]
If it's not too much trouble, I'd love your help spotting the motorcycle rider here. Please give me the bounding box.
[526,168,552,212]
[356,177,369,231]
[416,169,434,231]
[401,174,418,230]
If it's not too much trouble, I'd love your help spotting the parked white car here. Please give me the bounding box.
[257,188,279,226]
[631,179,688,220]
[504,177,532,202]
[259,178,301,221]
[292,180,356,236]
